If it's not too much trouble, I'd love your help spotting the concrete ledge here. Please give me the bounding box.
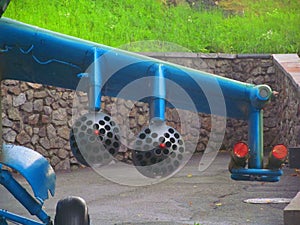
[237,54,272,59]
[284,192,300,225]
[141,52,274,59]
[273,54,300,88]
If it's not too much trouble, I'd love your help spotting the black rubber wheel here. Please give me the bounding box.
[54,196,90,225]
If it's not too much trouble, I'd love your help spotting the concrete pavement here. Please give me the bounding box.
[1,152,300,225]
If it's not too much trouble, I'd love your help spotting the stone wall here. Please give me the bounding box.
[1,53,299,170]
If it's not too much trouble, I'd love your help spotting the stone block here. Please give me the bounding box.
[21,102,33,112]
[28,114,39,125]
[33,99,43,112]
[16,130,31,145]
[3,128,17,143]
[13,93,26,107]
[284,192,300,225]
[33,90,47,98]
[7,108,20,121]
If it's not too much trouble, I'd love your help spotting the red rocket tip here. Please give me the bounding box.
[159,143,166,149]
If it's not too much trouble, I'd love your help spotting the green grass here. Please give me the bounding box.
[3,0,300,54]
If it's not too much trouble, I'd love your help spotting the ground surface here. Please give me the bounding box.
[1,152,299,225]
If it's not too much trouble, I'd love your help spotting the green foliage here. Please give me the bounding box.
[3,0,300,54]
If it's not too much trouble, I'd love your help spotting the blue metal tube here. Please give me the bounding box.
[231,168,282,182]
[0,210,43,225]
[89,47,102,111]
[248,108,264,169]
[231,168,283,176]
[150,64,166,121]
[0,169,50,224]
[231,174,280,182]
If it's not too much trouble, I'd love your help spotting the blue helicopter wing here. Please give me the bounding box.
[0,18,271,120]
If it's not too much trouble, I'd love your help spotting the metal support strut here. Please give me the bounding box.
[150,64,166,121]
[0,165,51,224]
[248,108,264,169]
[89,47,102,111]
